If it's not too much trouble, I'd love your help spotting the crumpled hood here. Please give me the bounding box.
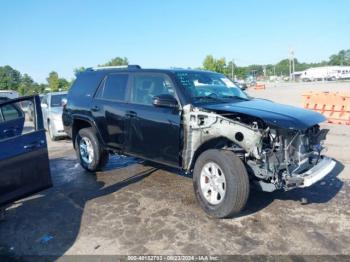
[201,98,326,130]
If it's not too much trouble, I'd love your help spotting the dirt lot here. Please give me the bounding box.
[0,82,350,258]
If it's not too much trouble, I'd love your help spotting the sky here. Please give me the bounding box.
[0,0,349,83]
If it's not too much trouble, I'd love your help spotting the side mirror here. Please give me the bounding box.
[153,94,178,108]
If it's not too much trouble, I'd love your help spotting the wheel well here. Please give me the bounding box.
[189,137,244,171]
[72,119,92,148]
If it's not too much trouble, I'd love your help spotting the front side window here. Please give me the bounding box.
[175,71,248,104]
[131,74,176,105]
[96,74,128,101]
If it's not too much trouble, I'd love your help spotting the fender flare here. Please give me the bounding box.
[71,114,106,149]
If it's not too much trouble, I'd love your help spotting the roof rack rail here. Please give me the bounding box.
[89,65,141,71]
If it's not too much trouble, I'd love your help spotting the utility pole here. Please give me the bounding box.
[289,60,292,81]
[289,48,295,81]
[231,58,234,80]
[291,50,295,81]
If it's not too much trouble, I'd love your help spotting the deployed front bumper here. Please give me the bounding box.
[286,156,336,189]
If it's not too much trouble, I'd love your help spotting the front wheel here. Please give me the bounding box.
[75,128,109,172]
[193,149,250,218]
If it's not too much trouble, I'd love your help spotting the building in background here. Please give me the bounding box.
[298,66,350,81]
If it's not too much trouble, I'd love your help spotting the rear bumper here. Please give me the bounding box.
[52,119,67,137]
[286,156,336,189]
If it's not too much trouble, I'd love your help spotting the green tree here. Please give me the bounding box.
[18,74,34,96]
[234,67,248,79]
[99,57,129,67]
[226,60,238,79]
[33,83,47,94]
[0,65,21,91]
[74,67,86,76]
[203,55,227,74]
[203,55,216,71]
[329,49,350,66]
[246,64,264,77]
[274,59,290,76]
[58,78,70,90]
[47,71,60,92]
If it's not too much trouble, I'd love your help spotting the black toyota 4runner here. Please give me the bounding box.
[63,65,335,218]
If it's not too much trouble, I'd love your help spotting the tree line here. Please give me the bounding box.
[0,57,128,96]
[203,49,350,79]
[0,50,348,95]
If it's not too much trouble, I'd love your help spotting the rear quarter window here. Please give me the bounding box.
[95,74,129,101]
[68,71,106,107]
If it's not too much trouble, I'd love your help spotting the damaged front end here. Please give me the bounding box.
[182,105,336,192]
[247,125,335,191]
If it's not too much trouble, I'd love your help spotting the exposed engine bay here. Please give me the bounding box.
[182,105,335,192]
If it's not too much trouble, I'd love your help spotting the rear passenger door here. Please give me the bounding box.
[125,72,181,167]
[0,96,52,206]
[91,73,129,150]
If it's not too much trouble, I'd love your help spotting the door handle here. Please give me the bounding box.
[3,128,19,134]
[24,140,45,150]
[126,111,137,118]
[91,105,100,112]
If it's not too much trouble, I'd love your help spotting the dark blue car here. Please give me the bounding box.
[0,96,51,206]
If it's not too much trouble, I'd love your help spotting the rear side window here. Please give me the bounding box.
[95,74,128,101]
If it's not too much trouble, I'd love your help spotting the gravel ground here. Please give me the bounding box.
[0,82,349,259]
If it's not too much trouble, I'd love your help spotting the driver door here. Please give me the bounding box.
[125,72,181,167]
[0,96,52,206]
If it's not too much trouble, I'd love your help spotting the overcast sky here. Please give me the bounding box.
[1,0,349,83]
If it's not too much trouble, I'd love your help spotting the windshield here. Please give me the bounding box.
[175,71,249,103]
[51,94,67,107]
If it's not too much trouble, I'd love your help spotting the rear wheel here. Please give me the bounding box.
[193,149,250,218]
[75,127,109,172]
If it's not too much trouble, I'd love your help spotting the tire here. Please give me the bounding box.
[75,127,109,172]
[193,149,250,218]
[48,121,58,141]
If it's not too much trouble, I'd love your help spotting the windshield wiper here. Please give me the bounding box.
[193,96,224,102]
[221,95,249,100]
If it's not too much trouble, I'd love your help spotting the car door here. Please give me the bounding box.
[90,73,130,150]
[0,96,52,206]
[125,72,181,167]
